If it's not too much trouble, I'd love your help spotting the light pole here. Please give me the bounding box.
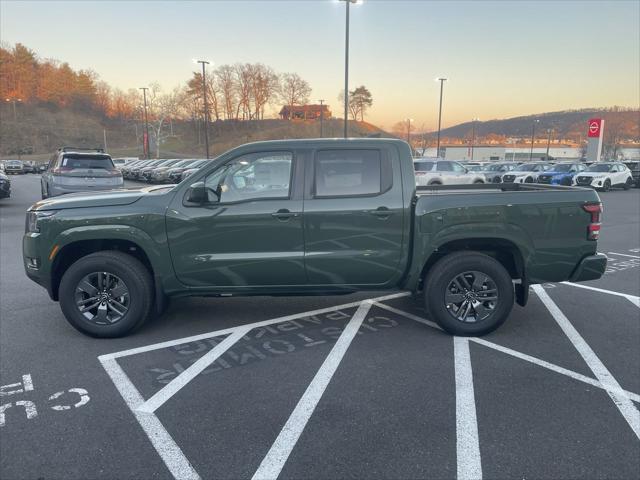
[545,128,553,160]
[435,77,447,158]
[319,99,325,138]
[529,119,539,161]
[470,117,479,160]
[195,60,211,159]
[5,97,22,121]
[340,0,358,139]
[139,87,150,159]
[405,118,413,144]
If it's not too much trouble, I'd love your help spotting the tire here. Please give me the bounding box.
[623,178,632,190]
[602,179,611,192]
[429,181,442,186]
[524,177,534,183]
[473,179,484,184]
[59,251,154,337]
[423,251,514,336]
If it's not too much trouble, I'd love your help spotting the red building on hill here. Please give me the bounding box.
[279,104,331,120]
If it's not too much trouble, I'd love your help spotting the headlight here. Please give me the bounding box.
[26,211,56,233]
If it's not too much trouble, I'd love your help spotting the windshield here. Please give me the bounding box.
[6,160,22,166]
[414,161,434,172]
[552,164,574,172]
[587,164,613,172]
[61,155,114,170]
[514,163,540,172]
[486,164,508,172]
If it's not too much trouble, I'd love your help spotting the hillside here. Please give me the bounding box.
[434,108,640,142]
[0,103,393,160]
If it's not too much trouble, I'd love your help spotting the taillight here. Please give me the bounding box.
[51,167,72,174]
[583,202,603,240]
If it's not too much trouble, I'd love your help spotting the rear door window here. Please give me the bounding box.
[314,149,386,197]
[62,155,114,170]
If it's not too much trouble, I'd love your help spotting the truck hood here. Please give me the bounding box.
[29,185,173,211]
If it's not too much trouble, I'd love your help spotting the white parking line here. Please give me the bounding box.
[376,304,640,403]
[100,357,200,480]
[252,301,373,480]
[532,285,640,440]
[454,337,482,480]
[607,252,640,259]
[99,292,410,360]
[470,338,640,403]
[562,282,640,308]
[137,328,251,414]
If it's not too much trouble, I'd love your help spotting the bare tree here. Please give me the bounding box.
[216,65,238,120]
[279,73,311,119]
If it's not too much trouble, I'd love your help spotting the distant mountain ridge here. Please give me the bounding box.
[434,108,640,141]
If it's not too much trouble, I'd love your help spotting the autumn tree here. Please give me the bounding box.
[279,73,311,119]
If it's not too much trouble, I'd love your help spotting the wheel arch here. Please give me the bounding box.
[49,226,168,301]
[418,237,529,306]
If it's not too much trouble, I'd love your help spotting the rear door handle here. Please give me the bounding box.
[271,209,298,220]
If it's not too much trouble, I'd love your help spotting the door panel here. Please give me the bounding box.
[303,148,405,287]
[167,151,306,288]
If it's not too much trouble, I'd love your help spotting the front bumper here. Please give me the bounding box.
[569,253,607,282]
[47,182,124,197]
[23,232,55,300]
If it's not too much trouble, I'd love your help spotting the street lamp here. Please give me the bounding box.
[5,97,22,121]
[139,88,150,159]
[529,119,540,161]
[194,59,211,159]
[470,117,480,161]
[339,0,359,139]
[545,128,553,160]
[405,118,413,145]
[435,77,447,158]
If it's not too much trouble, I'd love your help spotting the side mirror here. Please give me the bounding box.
[464,168,469,174]
[187,181,207,204]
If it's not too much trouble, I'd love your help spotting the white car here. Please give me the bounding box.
[413,159,486,186]
[574,162,634,191]
[501,162,553,184]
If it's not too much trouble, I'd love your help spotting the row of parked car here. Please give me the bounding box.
[120,158,211,183]
[0,159,46,174]
[413,158,640,191]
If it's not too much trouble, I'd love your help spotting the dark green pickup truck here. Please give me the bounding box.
[23,139,606,337]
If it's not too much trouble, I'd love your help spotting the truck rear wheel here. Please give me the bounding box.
[423,251,514,336]
[59,251,154,337]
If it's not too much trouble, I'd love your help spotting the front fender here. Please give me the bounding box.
[52,224,173,279]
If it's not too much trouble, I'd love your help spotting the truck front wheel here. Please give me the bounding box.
[58,251,154,337]
[423,252,514,336]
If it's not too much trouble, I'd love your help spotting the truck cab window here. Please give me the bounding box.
[205,152,293,203]
[315,149,384,197]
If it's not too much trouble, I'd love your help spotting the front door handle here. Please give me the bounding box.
[271,209,298,221]
[368,207,393,219]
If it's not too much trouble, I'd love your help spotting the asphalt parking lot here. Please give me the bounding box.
[1,174,639,480]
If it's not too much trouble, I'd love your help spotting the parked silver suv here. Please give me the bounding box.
[41,147,124,199]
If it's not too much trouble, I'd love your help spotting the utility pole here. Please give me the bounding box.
[435,77,447,158]
[196,60,211,159]
[103,129,108,152]
[139,87,150,159]
[319,99,325,138]
[529,119,539,161]
[406,118,413,144]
